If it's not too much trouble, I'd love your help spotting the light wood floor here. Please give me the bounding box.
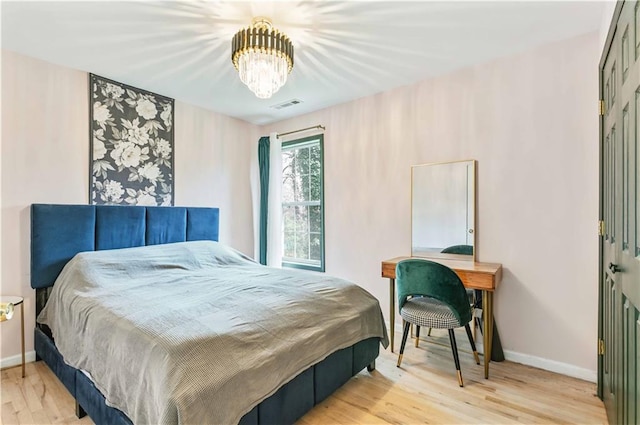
[1,332,607,424]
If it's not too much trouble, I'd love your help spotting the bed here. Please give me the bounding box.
[31,204,388,425]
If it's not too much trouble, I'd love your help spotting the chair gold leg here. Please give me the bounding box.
[427,328,432,337]
[473,351,480,365]
[397,321,411,368]
[448,329,463,387]
[415,326,420,347]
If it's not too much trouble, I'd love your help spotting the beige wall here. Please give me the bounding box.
[174,102,255,247]
[262,32,600,378]
[0,50,256,362]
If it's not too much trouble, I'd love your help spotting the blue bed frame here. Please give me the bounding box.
[30,204,379,425]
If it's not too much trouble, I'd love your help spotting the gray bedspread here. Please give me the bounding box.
[38,241,388,425]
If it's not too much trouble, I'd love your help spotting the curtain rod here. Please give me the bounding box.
[277,125,325,138]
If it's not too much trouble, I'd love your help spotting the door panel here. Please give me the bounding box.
[623,105,629,252]
[623,299,638,424]
[599,2,640,424]
[603,275,615,415]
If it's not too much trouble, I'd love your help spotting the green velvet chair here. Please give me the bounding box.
[395,259,480,387]
[440,244,482,337]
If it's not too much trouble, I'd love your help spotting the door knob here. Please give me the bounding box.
[609,263,621,274]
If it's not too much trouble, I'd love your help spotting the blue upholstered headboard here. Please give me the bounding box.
[30,204,220,290]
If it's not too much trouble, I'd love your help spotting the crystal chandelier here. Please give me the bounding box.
[231,18,294,99]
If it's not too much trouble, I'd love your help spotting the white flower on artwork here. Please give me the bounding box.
[122,118,151,146]
[138,163,162,185]
[127,126,150,146]
[110,141,142,168]
[160,103,172,129]
[136,98,158,120]
[93,138,107,160]
[103,180,125,203]
[93,102,111,125]
[102,83,125,101]
[154,139,172,159]
[161,194,172,206]
[136,192,158,206]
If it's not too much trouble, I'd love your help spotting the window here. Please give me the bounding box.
[281,135,325,271]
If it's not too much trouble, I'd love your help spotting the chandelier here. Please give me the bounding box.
[231,17,294,99]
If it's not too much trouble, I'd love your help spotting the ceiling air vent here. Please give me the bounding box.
[270,99,303,110]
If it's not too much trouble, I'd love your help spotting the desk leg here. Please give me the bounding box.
[20,302,25,378]
[389,278,395,353]
[482,290,494,379]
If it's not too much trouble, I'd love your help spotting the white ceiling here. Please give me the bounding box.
[2,1,606,125]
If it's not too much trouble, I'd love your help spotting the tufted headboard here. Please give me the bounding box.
[31,204,220,307]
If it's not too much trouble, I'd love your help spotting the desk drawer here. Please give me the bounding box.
[455,270,494,291]
[381,262,396,279]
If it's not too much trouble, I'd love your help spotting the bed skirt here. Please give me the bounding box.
[34,327,380,425]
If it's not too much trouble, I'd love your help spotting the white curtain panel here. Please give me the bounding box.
[266,132,283,267]
[250,138,260,262]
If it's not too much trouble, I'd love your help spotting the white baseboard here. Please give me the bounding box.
[386,321,597,383]
[0,351,36,369]
[469,341,596,383]
[500,349,597,383]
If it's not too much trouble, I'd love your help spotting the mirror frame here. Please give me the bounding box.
[410,159,477,262]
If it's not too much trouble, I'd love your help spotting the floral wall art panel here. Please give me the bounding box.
[90,74,174,206]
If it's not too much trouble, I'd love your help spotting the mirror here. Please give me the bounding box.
[411,160,476,261]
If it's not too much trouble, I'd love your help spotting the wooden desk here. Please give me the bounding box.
[381,256,502,379]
